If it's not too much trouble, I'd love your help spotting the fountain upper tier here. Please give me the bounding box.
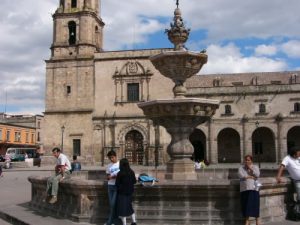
[150,51,207,98]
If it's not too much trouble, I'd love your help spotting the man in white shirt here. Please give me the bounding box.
[105,150,120,225]
[46,147,71,204]
[277,146,300,202]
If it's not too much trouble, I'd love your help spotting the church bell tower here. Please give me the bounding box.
[51,0,104,59]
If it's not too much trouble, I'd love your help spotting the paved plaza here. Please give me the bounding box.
[0,166,299,225]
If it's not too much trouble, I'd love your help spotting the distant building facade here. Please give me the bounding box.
[0,122,37,156]
[44,0,300,165]
[0,114,44,154]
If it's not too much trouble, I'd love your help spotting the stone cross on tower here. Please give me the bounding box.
[176,0,179,8]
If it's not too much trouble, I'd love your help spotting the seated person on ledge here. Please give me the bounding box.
[46,147,71,204]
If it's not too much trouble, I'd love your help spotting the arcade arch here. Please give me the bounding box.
[287,126,300,153]
[252,127,276,162]
[189,129,206,162]
[217,128,241,163]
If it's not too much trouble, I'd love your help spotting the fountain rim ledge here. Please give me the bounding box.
[149,50,208,58]
[137,97,220,107]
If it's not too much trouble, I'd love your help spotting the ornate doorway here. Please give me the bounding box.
[125,130,144,165]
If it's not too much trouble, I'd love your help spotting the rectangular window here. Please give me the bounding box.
[73,139,81,156]
[26,133,29,143]
[31,134,35,143]
[0,129,2,141]
[259,104,266,113]
[127,83,139,102]
[225,105,232,114]
[67,85,71,94]
[14,131,21,142]
[71,0,77,8]
[6,130,10,142]
[37,132,40,142]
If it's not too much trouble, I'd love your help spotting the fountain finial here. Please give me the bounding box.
[166,1,190,50]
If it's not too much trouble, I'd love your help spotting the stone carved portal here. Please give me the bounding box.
[125,130,144,165]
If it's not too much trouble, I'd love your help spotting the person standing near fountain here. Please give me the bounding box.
[46,147,71,204]
[276,146,300,203]
[115,158,137,225]
[105,150,120,225]
[238,155,261,225]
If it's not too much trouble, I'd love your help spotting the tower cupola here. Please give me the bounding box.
[51,0,104,59]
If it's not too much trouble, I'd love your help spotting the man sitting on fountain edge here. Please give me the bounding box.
[46,147,72,204]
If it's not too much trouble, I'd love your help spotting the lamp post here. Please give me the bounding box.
[61,125,65,152]
[255,121,261,168]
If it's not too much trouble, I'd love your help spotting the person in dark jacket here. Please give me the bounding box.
[115,158,137,225]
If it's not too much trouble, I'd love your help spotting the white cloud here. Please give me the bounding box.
[255,44,277,56]
[201,44,287,74]
[183,0,300,42]
[281,40,300,58]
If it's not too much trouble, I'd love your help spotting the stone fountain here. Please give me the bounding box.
[138,2,219,180]
[27,2,292,225]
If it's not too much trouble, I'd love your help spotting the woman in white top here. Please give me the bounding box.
[238,155,261,225]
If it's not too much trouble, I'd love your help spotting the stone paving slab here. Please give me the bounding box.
[0,218,12,225]
[0,204,92,225]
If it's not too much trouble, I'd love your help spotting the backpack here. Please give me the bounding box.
[138,173,158,186]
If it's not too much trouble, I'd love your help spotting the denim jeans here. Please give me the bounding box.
[294,180,300,202]
[107,185,117,225]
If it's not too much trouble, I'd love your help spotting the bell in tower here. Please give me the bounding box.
[51,0,104,59]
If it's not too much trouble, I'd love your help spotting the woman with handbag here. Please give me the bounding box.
[238,155,261,225]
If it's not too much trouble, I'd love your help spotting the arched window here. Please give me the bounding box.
[259,103,266,113]
[68,21,76,45]
[225,105,232,114]
[294,102,300,112]
[71,0,77,8]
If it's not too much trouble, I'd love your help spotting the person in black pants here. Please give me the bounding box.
[115,158,137,225]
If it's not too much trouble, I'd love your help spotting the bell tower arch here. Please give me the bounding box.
[51,0,104,59]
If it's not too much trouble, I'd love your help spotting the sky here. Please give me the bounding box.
[1,0,300,115]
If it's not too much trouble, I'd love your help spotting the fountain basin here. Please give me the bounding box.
[28,170,292,225]
[138,98,219,118]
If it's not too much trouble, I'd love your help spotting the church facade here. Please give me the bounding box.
[44,0,300,166]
